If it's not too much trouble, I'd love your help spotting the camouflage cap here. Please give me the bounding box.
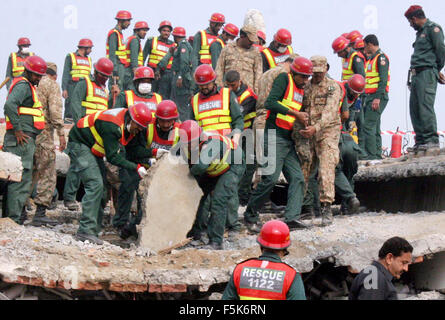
[310,55,328,73]
[46,62,57,74]
[241,25,259,43]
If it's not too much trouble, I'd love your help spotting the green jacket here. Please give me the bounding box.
[159,39,193,84]
[143,36,174,67]
[62,51,91,91]
[127,34,142,69]
[5,52,32,90]
[108,26,124,70]
[347,49,366,78]
[222,251,307,300]
[367,49,390,99]
[70,78,108,123]
[210,35,226,70]
[192,27,218,70]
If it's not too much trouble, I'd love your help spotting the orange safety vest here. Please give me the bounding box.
[146,121,180,150]
[124,35,143,68]
[148,37,175,70]
[267,74,303,131]
[11,52,35,78]
[106,29,127,65]
[262,46,293,69]
[197,134,234,177]
[341,51,362,81]
[5,77,45,130]
[192,88,232,135]
[77,108,134,158]
[233,258,297,300]
[125,90,163,118]
[81,78,109,115]
[237,86,257,130]
[365,53,390,94]
[199,30,218,64]
[69,53,92,81]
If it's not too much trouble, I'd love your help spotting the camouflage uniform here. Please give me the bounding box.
[33,67,64,207]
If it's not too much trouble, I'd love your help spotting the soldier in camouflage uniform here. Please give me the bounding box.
[215,25,263,94]
[298,56,342,227]
[32,63,66,226]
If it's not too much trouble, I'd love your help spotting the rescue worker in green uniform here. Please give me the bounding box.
[243,57,312,232]
[61,39,93,123]
[123,21,149,90]
[261,29,294,73]
[63,58,114,211]
[405,5,445,155]
[159,27,194,121]
[210,23,239,70]
[68,103,153,244]
[144,21,176,99]
[2,56,49,225]
[5,37,34,91]
[180,120,245,250]
[222,220,306,300]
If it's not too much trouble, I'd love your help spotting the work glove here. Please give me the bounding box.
[137,164,148,179]
[156,149,170,159]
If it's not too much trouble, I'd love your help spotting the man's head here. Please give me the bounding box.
[127,103,152,135]
[224,70,241,92]
[24,55,47,86]
[290,56,313,89]
[405,5,426,31]
[115,10,132,30]
[363,34,379,55]
[221,23,239,43]
[332,36,351,59]
[94,57,114,87]
[310,55,328,84]
[134,66,155,95]
[257,31,266,46]
[46,62,58,81]
[378,237,413,279]
[346,30,363,47]
[158,21,173,40]
[78,38,93,57]
[155,100,179,132]
[257,220,291,258]
[178,120,203,153]
[238,25,258,49]
[172,27,186,44]
[194,64,217,96]
[17,37,31,54]
[273,28,292,53]
[347,74,366,99]
[134,21,150,40]
[209,13,225,34]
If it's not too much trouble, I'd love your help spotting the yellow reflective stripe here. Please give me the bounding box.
[262,49,277,69]
[18,107,43,116]
[126,90,135,106]
[200,116,232,125]
[200,30,210,52]
[239,91,251,103]
[288,46,293,54]
[239,296,272,301]
[206,135,233,177]
[244,112,256,121]
[146,123,154,148]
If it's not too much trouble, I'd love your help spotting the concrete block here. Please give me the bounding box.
[0,151,22,182]
[56,151,70,176]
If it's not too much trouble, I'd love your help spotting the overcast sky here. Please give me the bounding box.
[1,0,444,148]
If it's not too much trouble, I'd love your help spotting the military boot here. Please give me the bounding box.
[31,205,59,227]
[119,223,138,240]
[320,203,333,227]
[424,142,441,157]
[64,200,80,211]
[341,197,360,215]
[75,232,104,245]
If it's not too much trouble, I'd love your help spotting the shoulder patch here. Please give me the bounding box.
[434,27,441,33]
[420,33,426,38]
[181,48,186,53]
[380,60,386,66]
[356,57,361,63]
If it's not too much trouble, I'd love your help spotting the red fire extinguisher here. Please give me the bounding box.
[391,128,402,158]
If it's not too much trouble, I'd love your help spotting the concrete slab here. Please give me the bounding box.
[0,151,22,182]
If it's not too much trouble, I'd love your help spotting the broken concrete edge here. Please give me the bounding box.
[0,151,23,182]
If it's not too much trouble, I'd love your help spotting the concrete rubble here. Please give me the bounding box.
[0,151,22,182]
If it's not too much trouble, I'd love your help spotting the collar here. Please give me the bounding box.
[206,27,218,36]
[234,83,248,97]
[199,86,220,99]
[259,251,283,263]
[372,261,394,282]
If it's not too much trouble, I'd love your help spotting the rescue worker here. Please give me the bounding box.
[215,25,263,94]
[210,23,239,69]
[222,220,306,300]
[61,38,93,123]
[63,58,114,211]
[361,34,390,160]
[158,27,193,121]
[144,21,176,98]
[123,21,150,90]
[253,31,267,50]
[2,56,47,225]
[346,30,363,48]
[5,37,34,91]
[106,10,132,91]
[354,38,367,62]
[243,57,312,232]
[68,103,153,244]
[192,13,225,69]
[115,100,180,239]
[405,5,445,155]
[31,62,66,226]
[180,120,245,250]
[261,29,294,72]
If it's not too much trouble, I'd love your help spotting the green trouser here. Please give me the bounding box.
[410,68,439,145]
[3,132,36,223]
[244,131,305,224]
[68,142,107,236]
[123,67,135,91]
[303,168,320,211]
[63,142,81,202]
[113,167,141,229]
[225,152,246,232]
[63,81,76,120]
[360,93,388,160]
[171,75,192,122]
[109,62,126,91]
[335,134,359,202]
[238,136,257,205]
[153,70,173,99]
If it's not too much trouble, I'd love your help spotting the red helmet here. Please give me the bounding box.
[172,27,186,38]
[348,74,366,94]
[24,56,47,76]
[290,57,313,76]
[354,38,365,50]
[128,103,153,128]
[257,220,291,250]
[347,30,363,43]
[332,36,350,53]
[133,66,155,81]
[194,64,216,85]
[179,120,203,143]
[115,10,132,20]
[209,13,225,24]
[159,20,173,31]
[274,28,292,46]
[134,21,149,30]
[257,30,266,42]
[405,5,423,19]
[78,38,94,48]
[223,23,239,37]
[94,57,114,77]
[156,100,179,120]
[17,37,31,46]
[341,33,349,38]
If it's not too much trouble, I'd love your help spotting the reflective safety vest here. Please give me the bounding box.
[124,36,143,68]
[146,121,180,150]
[148,37,175,70]
[365,53,390,94]
[262,46,293,69]
[106,29,127,65]
[69,53,92,81]
[77,108,134,158]
[215,37,225,49]
[11,52,34,78]
[192,88,232,135]
[6,77,45,130]
[199,30,218,64]
[233,258,297,300]
[198,134,234,177]
[253,44,265,52]
[125,90,163,117]
[237,87,257,130]
[267,74,303,131]
[341,51,361,81]
[81,78,109,115]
